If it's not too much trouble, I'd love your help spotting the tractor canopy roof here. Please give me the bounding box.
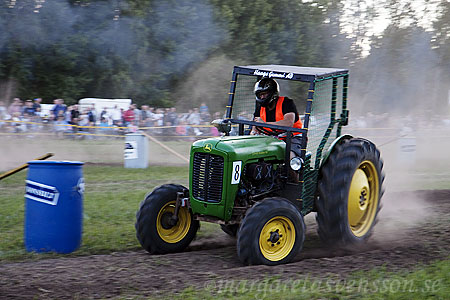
[235,65,348,82]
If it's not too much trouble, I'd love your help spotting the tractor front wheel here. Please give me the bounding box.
[135,184,199,254]
[237,197,305,265]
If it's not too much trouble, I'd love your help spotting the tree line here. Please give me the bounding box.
[0,0,449,115]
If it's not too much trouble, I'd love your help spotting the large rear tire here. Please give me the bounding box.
[135,184,199,254]
[237,197,305,265]
[316,138,384,246]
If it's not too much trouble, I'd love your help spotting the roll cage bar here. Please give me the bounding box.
[223,64,349,183]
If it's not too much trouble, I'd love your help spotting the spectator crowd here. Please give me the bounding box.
[0,98,222,138]
[2,97,448,140]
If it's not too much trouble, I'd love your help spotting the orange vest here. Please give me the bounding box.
[260,97,303,134]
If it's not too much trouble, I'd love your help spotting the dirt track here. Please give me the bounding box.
[1,190,449,299]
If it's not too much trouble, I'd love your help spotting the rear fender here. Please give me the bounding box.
[320,134,353,169]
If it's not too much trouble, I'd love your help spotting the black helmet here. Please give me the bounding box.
[254,78,279,107]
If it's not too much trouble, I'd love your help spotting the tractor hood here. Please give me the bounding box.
[190,135,286,221]
[192,135,286,162]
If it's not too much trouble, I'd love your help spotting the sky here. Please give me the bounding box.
[339,0,443,56]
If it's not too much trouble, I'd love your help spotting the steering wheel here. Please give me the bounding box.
[255,126,285,136]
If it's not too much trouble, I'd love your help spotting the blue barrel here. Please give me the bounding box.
[24,161,84,253]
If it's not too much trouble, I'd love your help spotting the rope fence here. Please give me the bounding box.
[2,119,450,147]
[0,118,221,139]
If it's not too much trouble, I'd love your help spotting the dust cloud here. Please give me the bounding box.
[1,140,67,173]
[0,137,57,173]
[0,137,119,173]
[0,136,192,174]
[337,22,450,243]
[374,191,432,244]
[172,54,238,114]
[370,132,450,243]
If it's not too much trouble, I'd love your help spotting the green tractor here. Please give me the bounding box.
[135,65,384,265]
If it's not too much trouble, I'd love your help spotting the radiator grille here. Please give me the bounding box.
[192,152,224,203]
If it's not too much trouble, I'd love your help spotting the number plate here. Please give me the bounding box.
[231,161,242,184]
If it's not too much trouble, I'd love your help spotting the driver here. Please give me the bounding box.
[251,77,303,181]
[251,77,302,135]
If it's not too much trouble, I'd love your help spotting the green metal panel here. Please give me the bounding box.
[215,135,286,161]
[189,136,286,221]
[320,134,353,168]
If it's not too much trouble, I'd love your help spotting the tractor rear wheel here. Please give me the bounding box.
[237,197,305,265]
[135,184,199,254]
[316,138,384,246]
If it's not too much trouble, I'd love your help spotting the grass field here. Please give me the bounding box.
[160,260,450,300]
[1,135,449,299]
[0,164,220,262]
[156,260,450,300]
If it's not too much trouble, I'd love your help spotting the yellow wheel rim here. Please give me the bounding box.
[348,160,379,237]
[156,201,191,243]
[259,216,296,262]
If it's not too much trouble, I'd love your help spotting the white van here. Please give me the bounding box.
[39,104,54,119]
[78,98,132,122]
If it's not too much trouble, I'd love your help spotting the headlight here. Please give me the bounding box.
[290,157,303,171]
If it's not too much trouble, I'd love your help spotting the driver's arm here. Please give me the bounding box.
[255,112,295,128]
[250,120,259,135]
[251,104,260,135]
